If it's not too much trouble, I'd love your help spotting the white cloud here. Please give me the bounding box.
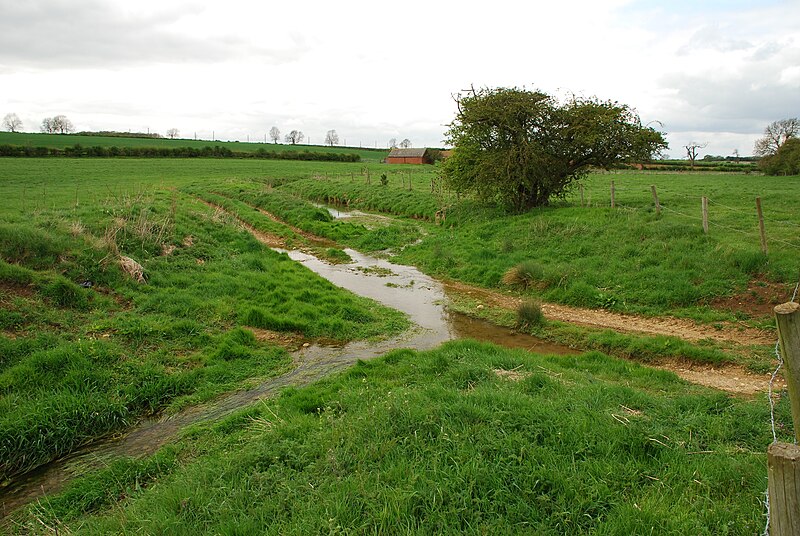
[1,0,797,153]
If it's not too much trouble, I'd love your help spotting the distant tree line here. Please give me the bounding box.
[75,131,164,139]
[0,144,361,162]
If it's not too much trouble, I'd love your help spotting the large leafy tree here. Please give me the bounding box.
[442,87,667,211]
[759,138,800,175]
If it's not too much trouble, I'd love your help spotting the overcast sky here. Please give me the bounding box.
[1,0,798,157]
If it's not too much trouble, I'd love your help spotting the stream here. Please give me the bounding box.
[0,222,576,520]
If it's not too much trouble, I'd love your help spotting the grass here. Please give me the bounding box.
[0,159,409,480]
[12,340,789,534]
[0,131,389,162]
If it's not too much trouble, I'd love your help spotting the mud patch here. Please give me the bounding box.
[710,278,794,318]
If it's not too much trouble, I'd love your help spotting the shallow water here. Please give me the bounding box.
[1,244,576,519]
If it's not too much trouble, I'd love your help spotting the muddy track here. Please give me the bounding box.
[443,281,775,347]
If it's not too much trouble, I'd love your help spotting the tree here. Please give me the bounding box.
[166,128,179,139]
[269,126,280,144]
[388,138,398,149]
[760,138,800,175]
[3,113,22,132]
[41,115,74,134]
[442,87,667,211]
[399,138,412,148]
[754,118,798,156]
[325,129,339,146]
[284,130,304,144]
[684,142,707,169]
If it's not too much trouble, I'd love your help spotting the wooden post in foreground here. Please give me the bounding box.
[650,185,661,215]
[757,197,768,255]
[768,443,800,536]
[610,181,615,208]
[770,301,800,536]
[579,184,585,207]
[702,196,709,234]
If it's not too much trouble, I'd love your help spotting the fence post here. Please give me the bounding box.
[610,181,615,208]
[769,302,800,535]
[776,302,800,439]
[579,183,584,207]
[757,197,768,255]
[702,197,709,234]
[650,185,661,215]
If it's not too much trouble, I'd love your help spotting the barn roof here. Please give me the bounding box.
[387,148,428,158]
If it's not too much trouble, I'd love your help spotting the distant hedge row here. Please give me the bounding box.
[613,161,758,173]
[0,144,361,162]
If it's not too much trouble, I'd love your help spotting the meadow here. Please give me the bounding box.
[0,158,408,482]
[14,341,793,534]
[2,152,798,532]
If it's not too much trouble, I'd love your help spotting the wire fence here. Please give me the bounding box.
[571,181,800,254]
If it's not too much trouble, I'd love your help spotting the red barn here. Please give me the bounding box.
[386,148,433,165]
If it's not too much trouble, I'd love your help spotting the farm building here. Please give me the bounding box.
[386,148,434,165]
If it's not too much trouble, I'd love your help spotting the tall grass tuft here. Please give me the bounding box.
[516,299,545,329]
[502,260,545,289]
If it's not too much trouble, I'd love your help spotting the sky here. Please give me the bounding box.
[1,0,798,157]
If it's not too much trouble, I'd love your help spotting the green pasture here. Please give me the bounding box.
[14,341,789,534]
[0,131,389,162]
[0,159,408,481]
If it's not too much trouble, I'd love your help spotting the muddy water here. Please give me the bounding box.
[1,246,575,519]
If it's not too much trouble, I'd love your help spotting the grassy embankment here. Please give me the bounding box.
[13,340,793,534]
[0,158,408,482]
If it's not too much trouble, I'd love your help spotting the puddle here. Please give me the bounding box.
[1,246,575,519]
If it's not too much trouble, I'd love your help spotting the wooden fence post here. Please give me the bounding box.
[702,197,709,234]
[776,302,800,440]
[768,443,800,536]
[651,185,661,215]
[610,181,615,208]
[579,184,585,207]
[770,301,800,535]
[757,197,768,255]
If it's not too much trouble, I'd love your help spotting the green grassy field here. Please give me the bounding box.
[1,157,795,532]
[0,158,408,481]
[0,132,389,162]
[13,341,791,534]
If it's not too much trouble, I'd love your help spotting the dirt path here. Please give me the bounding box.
[443,281,784,395]
[444,281,775,347]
